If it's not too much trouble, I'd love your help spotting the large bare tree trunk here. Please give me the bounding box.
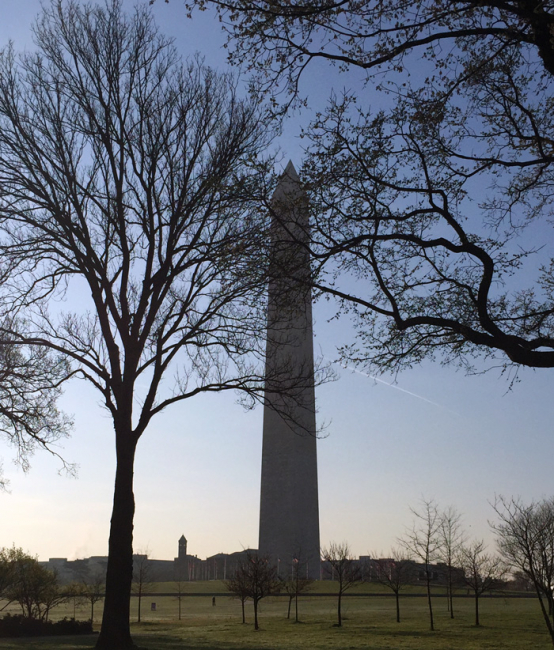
[96,433,137,650]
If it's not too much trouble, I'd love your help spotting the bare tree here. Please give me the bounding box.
[491,496,554,645]
[225,563,249,625]
[371,551,414,623]
[322,542,363,627]
[183,0,554,380]
[438,506,465,619]
[399,499,442,631]
[188,1,554,94]
[225,551,280,630]
[459,540,505,627]
[0,324,73,490]
[65,581,86,620]
[173,565,186,621]
[81,572,105,624]
[0,0,278,647]
[132,551,156,624]
[65,558,105,621]
[511,570,534,593]
[281,555,313,622]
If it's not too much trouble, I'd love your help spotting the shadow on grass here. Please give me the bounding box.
[0,635,98,649]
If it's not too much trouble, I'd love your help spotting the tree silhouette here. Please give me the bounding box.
[492,496,554,645]
[399,499,442,631]
[0,324,72,489]
[459,540,505,627]
[371,552,414,623]
[187,0,554,377]
[322,542,363,627]
[225,551,280,630]
[0,1,274,647]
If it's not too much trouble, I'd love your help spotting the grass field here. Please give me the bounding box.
[0,582,551,649]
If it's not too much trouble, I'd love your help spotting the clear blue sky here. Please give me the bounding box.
[1,0,552,563]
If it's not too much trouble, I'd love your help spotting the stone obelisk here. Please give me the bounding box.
[258,161,320,579]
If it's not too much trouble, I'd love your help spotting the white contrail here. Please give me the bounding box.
[341,364,460,415]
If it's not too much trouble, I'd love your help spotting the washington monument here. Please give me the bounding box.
[258,162,320,579]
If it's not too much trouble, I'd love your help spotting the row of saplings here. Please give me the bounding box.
[2,494,552,640]
[0,547,100,637]
[224,543,509,632]
[0,543,501,637]
[227,497,554,644]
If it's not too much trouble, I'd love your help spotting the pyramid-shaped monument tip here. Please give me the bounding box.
[272,160,304,203]
[283,160,300,182]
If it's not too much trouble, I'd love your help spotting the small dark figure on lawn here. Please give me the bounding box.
[212,597,216,606]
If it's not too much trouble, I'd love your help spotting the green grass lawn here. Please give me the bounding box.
[0,587,550,649]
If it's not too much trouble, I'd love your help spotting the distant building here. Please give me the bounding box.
[203,549,257,582]
[40,539,464,587]
[178,535,187,560]
[39,535,257,584]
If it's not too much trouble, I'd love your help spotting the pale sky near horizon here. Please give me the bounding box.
[1,0,553,564]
